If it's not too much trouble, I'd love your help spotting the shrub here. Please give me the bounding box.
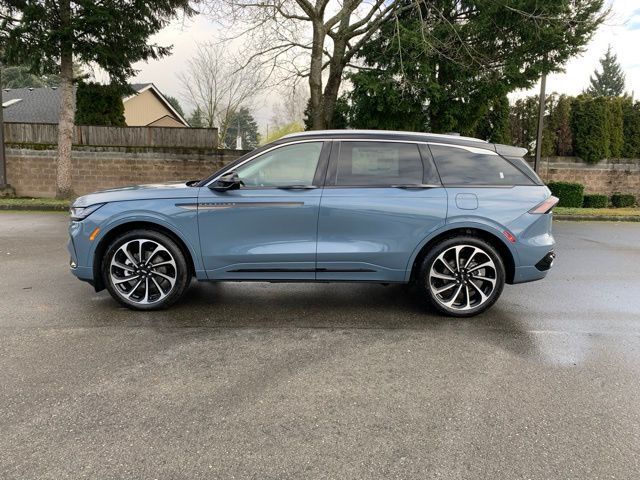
[582,194,608,208]
[547,181,585,208]
[570,95,610,163]
[622,100,640,159]
[608,97,624,158]
[611,193,636,208]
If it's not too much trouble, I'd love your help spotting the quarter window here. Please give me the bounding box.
[429,144,534,186]
[235,142,323,187]
[335,142,423,186]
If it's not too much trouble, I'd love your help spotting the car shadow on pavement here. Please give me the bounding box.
[126,280,539,358]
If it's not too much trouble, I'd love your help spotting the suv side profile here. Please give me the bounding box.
[68,130,557,317]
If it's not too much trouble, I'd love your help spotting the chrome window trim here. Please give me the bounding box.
[205,139,326,187]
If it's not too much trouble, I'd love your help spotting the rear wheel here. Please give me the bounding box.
[102,229,190,310]
[419,236,505,317]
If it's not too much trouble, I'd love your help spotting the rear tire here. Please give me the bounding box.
[102,229,190,310]
[418,236,505,317]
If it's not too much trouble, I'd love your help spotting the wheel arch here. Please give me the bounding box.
[92,221,197,292]
[408,225,516,284]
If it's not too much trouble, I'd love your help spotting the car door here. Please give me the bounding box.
[316,140,447,282]
[197,140,330,280]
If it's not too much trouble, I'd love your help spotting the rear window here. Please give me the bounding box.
[335,141,423,186]
[429,145,535,186]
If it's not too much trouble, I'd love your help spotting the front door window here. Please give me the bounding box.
[235,142,324,187]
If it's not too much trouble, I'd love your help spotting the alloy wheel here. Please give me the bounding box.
[428,244,497,312]
[109,239,177,305]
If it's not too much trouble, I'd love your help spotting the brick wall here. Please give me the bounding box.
[6,146,247,198]
[6,148,640,199]
[532,157,640,197]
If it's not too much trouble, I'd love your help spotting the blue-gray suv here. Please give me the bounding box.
[68,130,557,317]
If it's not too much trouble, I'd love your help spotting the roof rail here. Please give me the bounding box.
[282,129,488,143]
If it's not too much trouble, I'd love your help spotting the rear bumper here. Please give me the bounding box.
[535,250,556,271]
[512,249,556,284]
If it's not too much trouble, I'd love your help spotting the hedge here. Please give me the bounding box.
[582,194,608,208]
[611,193,636,208]
[570,96,610,163]
[547,181,584,208]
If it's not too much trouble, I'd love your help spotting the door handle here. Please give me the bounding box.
[277,185,317,190]
[390,184,437,189]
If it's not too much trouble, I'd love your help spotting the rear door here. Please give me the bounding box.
[316,140,447,282]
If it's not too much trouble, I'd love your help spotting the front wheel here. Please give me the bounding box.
[419,236,505,317]
[102,229,190,310]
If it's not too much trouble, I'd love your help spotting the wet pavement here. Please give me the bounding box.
[1,212,639,479]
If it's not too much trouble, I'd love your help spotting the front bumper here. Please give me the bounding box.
[68,220,97,284]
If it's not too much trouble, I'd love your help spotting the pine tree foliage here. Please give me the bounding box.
[585,46,626,96]
[347,0,605,135]
[188,107,205,128]
[74,82,126,126]
[165,95,185,119]
[223,107,259,149]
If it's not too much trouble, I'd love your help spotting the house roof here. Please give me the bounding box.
[123,83,189,127]
[1,87,61,123]
[1,83,189,127]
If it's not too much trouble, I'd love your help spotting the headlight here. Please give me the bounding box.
[69,203,104,221]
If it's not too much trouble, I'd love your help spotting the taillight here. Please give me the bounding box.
[529,196,559,214]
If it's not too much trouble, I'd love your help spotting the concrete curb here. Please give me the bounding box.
[554,214,640,222]
[0,204,69,212]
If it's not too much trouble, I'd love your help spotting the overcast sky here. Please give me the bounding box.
[126,0,640,129]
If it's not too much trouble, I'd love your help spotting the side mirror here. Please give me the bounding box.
[210,171,243,192]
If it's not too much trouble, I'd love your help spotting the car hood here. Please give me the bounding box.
[73,181,199,207]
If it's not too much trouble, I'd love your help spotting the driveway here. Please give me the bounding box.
[1,212,639,479]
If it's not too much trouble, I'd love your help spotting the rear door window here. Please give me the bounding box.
[429,144,535,186]
[333,141,424,186]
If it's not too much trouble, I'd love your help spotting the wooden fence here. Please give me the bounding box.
[3,122,218,149]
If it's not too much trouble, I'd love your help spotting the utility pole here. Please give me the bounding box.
[0,62,9,192]
[534,72,547,173]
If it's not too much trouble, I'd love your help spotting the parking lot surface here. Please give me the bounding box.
[1,212,639,479]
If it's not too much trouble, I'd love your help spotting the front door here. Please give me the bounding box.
[198,140,330,280]
[316,141,447,282]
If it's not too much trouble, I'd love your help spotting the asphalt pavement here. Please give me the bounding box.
[1,212,639,479]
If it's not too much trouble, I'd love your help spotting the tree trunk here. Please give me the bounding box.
[322,34,348,129]
[308,21,326,130]
[55,0,75,199]
[56,53,74,199]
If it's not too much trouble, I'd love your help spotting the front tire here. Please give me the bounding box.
[102,229,190,310]
[419,236,505,317]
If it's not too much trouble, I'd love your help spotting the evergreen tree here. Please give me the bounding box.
[1,0,194,198]
[571,95,610,163]
[188,107,204,128]
[223,107,259,149]
[74,82,126,126]
[585,46,626,97]
[476,95,511,143]
[347,0,605,136]
[622,100,640,159]
[549,95,573,156]
[165,95,185,119]
[1,65,59,88]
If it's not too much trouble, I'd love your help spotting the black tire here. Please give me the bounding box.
[102,229,190,310]
[418,236,505,317]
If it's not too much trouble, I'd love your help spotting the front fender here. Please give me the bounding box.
[74,199,202,282]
